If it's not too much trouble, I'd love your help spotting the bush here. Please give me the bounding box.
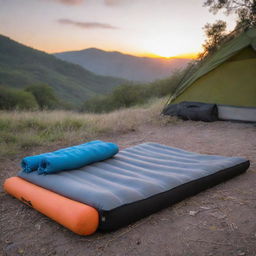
[0,86,38,110]
[25,84,59,109]
[81,95,116,113]
[81,69,186,113]
[111,83,147,107]
[150,71,184,97]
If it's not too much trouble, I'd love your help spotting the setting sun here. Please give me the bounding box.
[146,51,199,59]
[149,47,177,58]
[142,39,182,58]
[139,33,202,59]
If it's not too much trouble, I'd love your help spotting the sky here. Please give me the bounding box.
[0,0,237,58]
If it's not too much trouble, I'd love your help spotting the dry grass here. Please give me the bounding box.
[0,97,174,158]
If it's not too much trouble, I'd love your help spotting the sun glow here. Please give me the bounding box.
[145,46,199,59]
[139,50,199,59]
[145,44,180,58]
[140,34,202,59]
[171,52,199,59]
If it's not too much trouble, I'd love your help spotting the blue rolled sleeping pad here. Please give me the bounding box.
[21,140,119,174]
[21,140,102,173]
[38,141,119,175]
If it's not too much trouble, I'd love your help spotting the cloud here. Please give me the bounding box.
[59,0,83,4]
[104,0,136,7]
[58,19,119,29]
[48,0,84,5]
[104,0,120,6]
[46,0,131,6]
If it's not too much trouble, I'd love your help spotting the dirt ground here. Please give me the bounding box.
[1,120,256,256]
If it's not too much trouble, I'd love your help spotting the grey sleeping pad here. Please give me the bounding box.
[19,142,248,211]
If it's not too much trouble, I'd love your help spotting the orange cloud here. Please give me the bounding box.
[60,0,83,4]
[47,0,131,6]
[104,0,119,5]
[58,19,119,29]
[104,0,134,6]
[48,0,84,5]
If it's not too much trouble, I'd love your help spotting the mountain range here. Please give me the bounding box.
[0,35,126,106]
[54,48,191,82]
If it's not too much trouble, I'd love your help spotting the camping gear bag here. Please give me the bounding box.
[162,101,218,122]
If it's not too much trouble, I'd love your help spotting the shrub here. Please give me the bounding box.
[25,84,59,109]
[81,69,186,113]
[81,95,115,113]
[0,86,38,110]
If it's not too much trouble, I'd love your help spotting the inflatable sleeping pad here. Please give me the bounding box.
[4,143,250,235]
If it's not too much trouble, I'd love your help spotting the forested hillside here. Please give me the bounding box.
[0,35,126,106]
[54,48,190,82]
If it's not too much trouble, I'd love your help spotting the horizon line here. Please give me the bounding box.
[53,47,199,59]
[1,33,199,60]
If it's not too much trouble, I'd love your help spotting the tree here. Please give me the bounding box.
[204,0,256,28]
[201,20,227,57]
[0,86,38,110]
[25,84,59,110]
[200,0,255,59]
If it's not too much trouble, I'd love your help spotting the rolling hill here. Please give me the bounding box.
[0,35,126,106]
[54,48,191,82]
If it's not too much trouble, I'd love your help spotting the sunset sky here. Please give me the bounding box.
[0,0,237,58]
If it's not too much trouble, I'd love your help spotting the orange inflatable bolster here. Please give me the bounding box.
[4,177,99,235]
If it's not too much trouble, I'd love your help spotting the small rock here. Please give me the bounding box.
[160,218,169,221]
[18,248,24,254]
[209,225,217,231]
[136,239,141,245]
[35,223,41,230]
[40,248,47,253]
[200,206,211,210]
[5,239,12,244]
[210,212,226,219]
[189,210,199,216]
[237,250,246,256]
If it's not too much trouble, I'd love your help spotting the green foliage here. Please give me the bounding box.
[201,0,256,59]
[25,84,59,110]
[112,84,148,107]
[0,35,125,106]
[81,95,116,113]
[203,0,256,29]
[0,113,89,157]
[81,71,183,113]
[150,71,184,97]
[0,84,62,110]
[0,98,165,158]
[201,20,227,57]
[0,86,38,110]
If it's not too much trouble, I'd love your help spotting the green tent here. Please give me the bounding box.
[166,28,256,122]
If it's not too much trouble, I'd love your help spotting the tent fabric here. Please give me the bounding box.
[22,140,118,174]
[18,142,250,230]
[171,55,256,107]
[217,105,256,122]
[169,28,256,104]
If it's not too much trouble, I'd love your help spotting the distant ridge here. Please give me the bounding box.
[54,48,191,82]
[0,35,126,106]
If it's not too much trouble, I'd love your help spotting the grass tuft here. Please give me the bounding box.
[0,98,171,158]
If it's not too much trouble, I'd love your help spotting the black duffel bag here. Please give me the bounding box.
[162,101,218,122]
